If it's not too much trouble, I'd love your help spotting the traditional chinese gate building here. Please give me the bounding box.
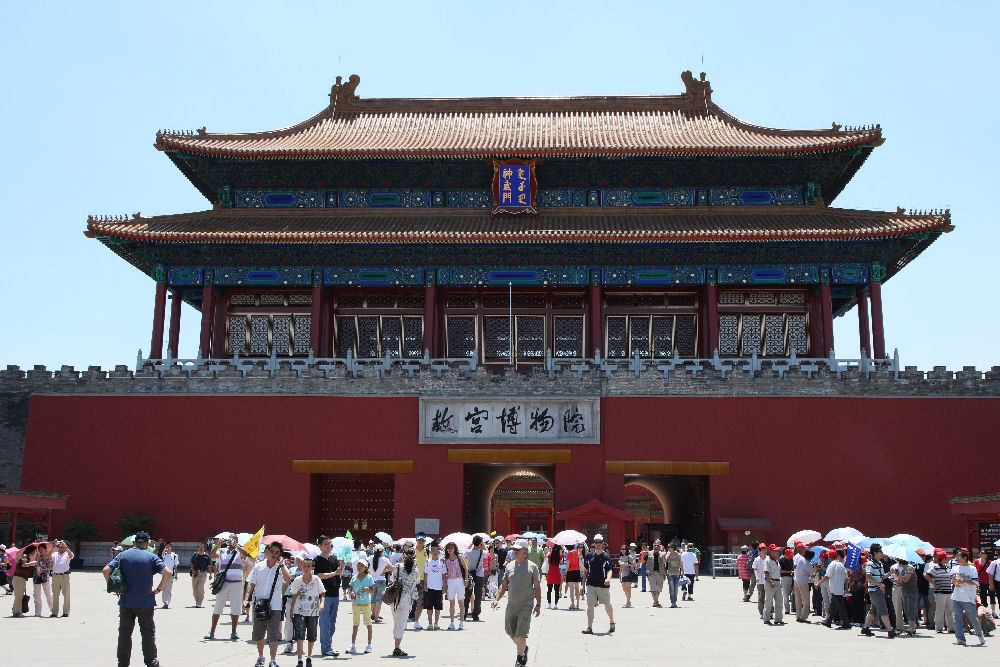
[13,71,999,550]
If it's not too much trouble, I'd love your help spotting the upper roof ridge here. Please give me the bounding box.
[154,71,883,158]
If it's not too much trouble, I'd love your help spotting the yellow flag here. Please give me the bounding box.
[243,525,265,559]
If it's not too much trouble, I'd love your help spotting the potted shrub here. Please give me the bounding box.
[60,520,99,568]
[115,513,154,539]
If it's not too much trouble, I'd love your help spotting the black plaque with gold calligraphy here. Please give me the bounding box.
[490,158,540,216]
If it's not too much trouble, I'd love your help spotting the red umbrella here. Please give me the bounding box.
[546,539,555,547]
[505,533,522,541]
[262,535,304,552]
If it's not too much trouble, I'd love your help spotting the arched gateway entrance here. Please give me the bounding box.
[461,464,709,544]
[463,464,554,535]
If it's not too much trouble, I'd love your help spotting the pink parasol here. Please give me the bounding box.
[262,535,305,552]
[4,547,20,577]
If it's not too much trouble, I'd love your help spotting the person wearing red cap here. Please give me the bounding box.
[925,549,954,633]
[761,545,785,626]
[818,549,851,629]
[791,543,813,623]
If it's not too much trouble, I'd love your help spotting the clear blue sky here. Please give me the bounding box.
[2,1,997,371]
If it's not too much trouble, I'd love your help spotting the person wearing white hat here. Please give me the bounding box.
[492,539,541,666]
[581,534,615,634]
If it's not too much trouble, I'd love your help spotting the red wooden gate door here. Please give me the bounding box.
[314,474,395,543]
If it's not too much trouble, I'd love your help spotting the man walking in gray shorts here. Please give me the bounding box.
[860,543,895,639]
[491,539,541,666]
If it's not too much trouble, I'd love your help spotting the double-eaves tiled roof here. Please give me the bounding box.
[155,72,882,159]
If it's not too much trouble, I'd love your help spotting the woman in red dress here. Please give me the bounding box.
[546,545,563,609]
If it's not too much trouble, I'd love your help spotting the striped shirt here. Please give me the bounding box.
[927,563,953,594]
[865,558,887,592]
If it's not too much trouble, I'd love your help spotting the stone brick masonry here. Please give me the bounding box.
[2,360,999,489]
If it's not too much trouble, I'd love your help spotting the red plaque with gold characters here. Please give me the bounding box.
[490,158,540,216]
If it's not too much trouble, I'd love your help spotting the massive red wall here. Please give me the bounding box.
[20,395,999,548]
[19,395,461,543]
[602,397,1000,547]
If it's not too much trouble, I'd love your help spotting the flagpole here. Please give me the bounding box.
[509,282,513,367]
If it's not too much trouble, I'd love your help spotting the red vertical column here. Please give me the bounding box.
[424,272,437,357]
[869,280,886,359]
[321,291,333,357]
[588,277,603,357]
[705,281,719,356]
[167,292,182,358]
[856,288,872,358]
[808,290,823,356]
[819,281,834,356]
[199,273,214,358]
[310,278,322,356]
[211,289,227,357]
[150,282,167,359]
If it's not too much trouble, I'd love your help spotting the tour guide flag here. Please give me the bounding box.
[243,525,265,559]
[845,543,862,571]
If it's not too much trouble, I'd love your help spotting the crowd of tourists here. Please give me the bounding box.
[3,529,705,666]
[736,541,998,647]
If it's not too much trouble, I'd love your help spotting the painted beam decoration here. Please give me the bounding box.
[491,158,540,216]
[419,397,599,444]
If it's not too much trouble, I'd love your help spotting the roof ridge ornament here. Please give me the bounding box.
[330,74,361,112]
[680,70,712,115]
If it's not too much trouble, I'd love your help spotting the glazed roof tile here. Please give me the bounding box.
[86,206,951,245]
[155,72,882,159]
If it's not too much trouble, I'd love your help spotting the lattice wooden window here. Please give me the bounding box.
[607,314,697,358]
[516,316,545,358]
[553,316,584,357]
[227,313,310,357]
[483,315,545,359]
[717,312,809,357]
[446,316,477,358]
[335,315,424,358]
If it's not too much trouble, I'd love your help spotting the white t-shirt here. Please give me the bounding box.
[752,555,767,581]
[792,554,813,585]
[289,575,325,616]
[161,552,180,574]
[424,556,447,590]
[680,551,698,574]
[389,552,403,566]
[50,551,72,574]
[986,559,999,580]
[369,554,391,582]
[826,560,848,595]
[952,563,979,604]
[248,561,285,610]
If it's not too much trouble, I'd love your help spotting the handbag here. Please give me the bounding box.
[382,564,402,606]
[22,594,29,614]
[211,550,238,596]
[33,572,48,585]
[107,561,127,595]
[253,563,282,621]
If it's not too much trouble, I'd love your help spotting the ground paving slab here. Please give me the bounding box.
[2,573,988,665]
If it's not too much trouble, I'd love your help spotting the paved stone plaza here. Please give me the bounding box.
[2,572,988,665]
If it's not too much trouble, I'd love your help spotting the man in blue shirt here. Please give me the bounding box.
[103,531,172,667]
